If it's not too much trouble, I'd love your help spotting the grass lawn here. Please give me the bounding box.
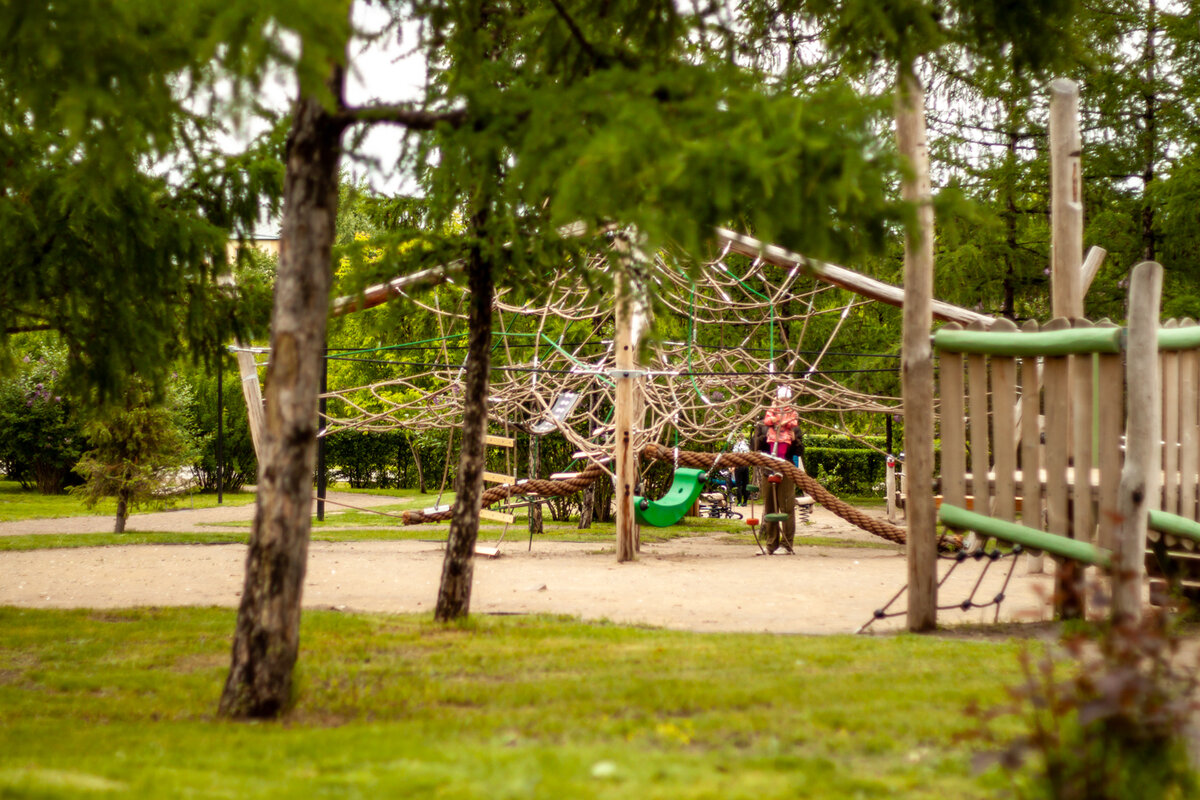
[0,481,256,523]
[0,606,1031,798]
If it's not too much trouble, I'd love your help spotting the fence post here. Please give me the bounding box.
[1114,261,1162,622]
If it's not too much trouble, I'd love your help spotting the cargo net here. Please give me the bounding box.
[311,244,901,468]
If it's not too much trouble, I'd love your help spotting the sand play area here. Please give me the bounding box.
[0,494,1060,635]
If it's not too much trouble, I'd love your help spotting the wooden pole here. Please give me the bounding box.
[234,348,266,460]
[614,258,639,562]
[217,351,224,505]
[896,65,937,631]
[1114,261,1163,623]
[1050,79,1084,320]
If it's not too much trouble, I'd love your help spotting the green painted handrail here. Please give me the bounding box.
[933,327,1125,357]
[1147,509,1200,543]
[939,503,1112,567]
[1157,326,1200,352]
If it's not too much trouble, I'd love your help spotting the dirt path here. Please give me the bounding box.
[0,500,1060,635]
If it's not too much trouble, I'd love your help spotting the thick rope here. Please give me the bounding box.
[401,463,608,524]
[640,444,913,547]
[401,445,949,550]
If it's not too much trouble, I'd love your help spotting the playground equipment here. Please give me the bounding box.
[633,467,708,528]
[923,261,1200,624]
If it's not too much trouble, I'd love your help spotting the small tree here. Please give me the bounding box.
[72,378,196,533]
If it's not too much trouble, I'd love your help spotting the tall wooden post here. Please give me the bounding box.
[1050,78,1083,321]
[614,264,639,562]
[217,350,224,505]
[1048,78,1085,609]
[896,66,937,631]
[1114,261,1163,623]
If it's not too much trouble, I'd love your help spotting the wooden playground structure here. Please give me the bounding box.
[222,76,1200,633]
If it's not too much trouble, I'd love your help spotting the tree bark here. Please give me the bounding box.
[407,432,426,493]
[1141,0,1158,262]
[434,210,493,621]
[219,72,344,718]
[114,493,127,534]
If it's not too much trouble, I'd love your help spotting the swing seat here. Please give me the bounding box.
[634,468,707,527]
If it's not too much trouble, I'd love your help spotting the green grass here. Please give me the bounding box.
[0,606,1033,798]
[0,481,256,522]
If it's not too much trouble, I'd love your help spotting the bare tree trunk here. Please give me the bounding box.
[434,211,493,621]
[114,492,127,534]
[407,432,426,493]
[1141,0,1158,262]
[578,483,595,529]
[219,73,344,718]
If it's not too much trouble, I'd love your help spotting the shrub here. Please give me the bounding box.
[803,434,887,496]
[186,363,258,493]
[972,609,1200,799]
[0,345,85,493]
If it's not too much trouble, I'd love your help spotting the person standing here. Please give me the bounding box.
[732,434,751,506]
[762,386,797,553]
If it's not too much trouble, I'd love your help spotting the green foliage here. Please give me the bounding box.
[183,360,258,494]
[805,435,888,496]
[70,378,198,529]
[972,613,1200,799]
[0,342,85,493]
[0,607,1039,797]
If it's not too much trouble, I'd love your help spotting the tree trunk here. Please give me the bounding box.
[1141,0,1158,262]
[407,432,426,493]
[219,73,344,719]
[434,210,493,622]
[114,492,127,534]
[578,483,595,529]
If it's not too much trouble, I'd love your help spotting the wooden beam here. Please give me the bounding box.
[1114,261,1163,623]
[614,249,639,563]
[895,66,938,632]
[1050,79,1084,320]
[714,228,993,327]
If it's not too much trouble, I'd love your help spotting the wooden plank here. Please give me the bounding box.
[1114,262,1163,622]
[485,434,516,448]
[1162,319,1180,514]
[478,508,515,523]
[1021,320,1045,573]
[937,323,966,511]
[1096,322,1123,551]
[1071,319,1095,545]
[482,471,516,485]
[991,318,1019,524]
[474,545,501,558]
[1180,319,1199,521]
[966,320,991,527]
[549,472,582,480]
[1042,320,1072,539]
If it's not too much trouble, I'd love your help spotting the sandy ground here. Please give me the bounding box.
[0,494,1064,635]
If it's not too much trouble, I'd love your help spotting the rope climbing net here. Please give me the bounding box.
[313,243,902,462]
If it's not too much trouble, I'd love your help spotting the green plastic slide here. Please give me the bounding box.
[634,468,707,527]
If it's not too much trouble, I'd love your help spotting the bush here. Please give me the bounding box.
[803,434,887,496]
[972,609,1200,799]
[186,362,258,493]
[0,344,86,493]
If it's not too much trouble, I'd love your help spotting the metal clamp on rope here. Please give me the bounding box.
[607,368,646,379]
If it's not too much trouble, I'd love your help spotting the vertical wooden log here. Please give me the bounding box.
[1179,319,1198,521]
[1096,321,1123,551]
[234,348,266,459]
[886,456,898,522]
[1071,319,1095,545]
[991,318,1019,525]
[1042,318,1080,618]
[614,264,638,563]
[1114,261,1163,623]
[938,324,966,512]
[1021,321,1045,572]
[896,66,937,631]
[1161,319,1180,514]
[1050,79,1083,321]
[967,321,991,527]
